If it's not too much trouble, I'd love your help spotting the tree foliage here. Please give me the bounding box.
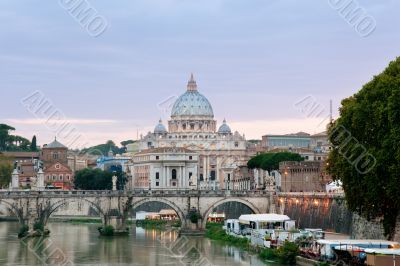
[81,140,125,156]
[327,57,400,238]
[120,140,135,147]
[247,152,304,171]
[30,135,37,151]
[0,124,33,151]
[0,155,13,188]
[74,168,127,190]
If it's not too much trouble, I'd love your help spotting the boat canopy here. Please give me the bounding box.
[238,214,291,225]
[317,239,399,246]
[364,248,400,255]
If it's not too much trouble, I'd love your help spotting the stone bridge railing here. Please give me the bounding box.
[0,189,274,198]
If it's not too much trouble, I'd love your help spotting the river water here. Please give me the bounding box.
[0,222,278,266]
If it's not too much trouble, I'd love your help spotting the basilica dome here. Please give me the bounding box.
[154,119,167,134]
[171,74,214,118]
[218,119,232,134]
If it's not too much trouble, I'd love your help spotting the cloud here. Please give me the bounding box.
[5,118,118,125]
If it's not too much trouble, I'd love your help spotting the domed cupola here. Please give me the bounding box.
[154,119,168,134]
[218,119,232,134]
[171,74,214,118]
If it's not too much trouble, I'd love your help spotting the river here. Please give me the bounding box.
[0,222,279,266]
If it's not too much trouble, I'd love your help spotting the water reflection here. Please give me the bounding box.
[0,222,275,265]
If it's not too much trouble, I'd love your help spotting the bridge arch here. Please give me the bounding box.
[43,198,106,225]
[201,198,261,229]
[0,199,23,224]
[131,198,187,228]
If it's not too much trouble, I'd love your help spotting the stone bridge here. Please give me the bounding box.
[0,189,275,235]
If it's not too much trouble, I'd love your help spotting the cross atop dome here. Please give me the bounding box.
[187,73,197,91]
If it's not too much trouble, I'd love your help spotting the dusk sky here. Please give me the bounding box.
[1,0,399,148]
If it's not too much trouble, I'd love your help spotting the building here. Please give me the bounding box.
[278,161,331,192]
[261,131,331,162]
[135,74,251,190]
[96,149,131,173]
[130,147,198,189]
[67,152,89,173]
[2,151,40,187]
[40,138,73,190]
[262,132,311,151]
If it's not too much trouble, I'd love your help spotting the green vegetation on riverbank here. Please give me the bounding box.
[136,219,181,229]
[136,219,167,228]
[205,223,299,265]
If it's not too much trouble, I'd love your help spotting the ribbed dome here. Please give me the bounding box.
[218,119,231,134]
[154,119,167,134]
[171,74,214,118]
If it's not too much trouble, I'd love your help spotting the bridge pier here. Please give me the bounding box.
[101,215,129,235]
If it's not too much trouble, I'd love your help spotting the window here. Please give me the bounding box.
[234,142,239,147]
[210,170,216,181]
[52,175,56,180]
[59,174,63,181]
[199,174,204,181]
[66,175,70,181]
[172,182,176,186]
[189,172,193,179]
[190,124,194,130]
[156,172,159,179]
[172,169,177,180]
[189,156,192,160]
[156,156,159,160]
[55,164,60,169]
[156,182,159,186]
[53,153,59,160]
[227,173,231,181]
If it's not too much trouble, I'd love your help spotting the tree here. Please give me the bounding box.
[327,57,400,239]
[247,152,304,171]
[74,168,112,190]
[0,124,15,151]
[0,155,13,188]
[120,140,135,147]
[80,140,125,156]
[30,135,37,151]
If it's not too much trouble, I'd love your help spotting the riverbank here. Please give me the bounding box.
[205,223,299,265]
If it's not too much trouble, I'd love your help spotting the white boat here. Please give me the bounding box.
[314,239,399,260]
[238,214,298,247]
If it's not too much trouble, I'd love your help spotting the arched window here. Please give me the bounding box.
[172,169,177,180]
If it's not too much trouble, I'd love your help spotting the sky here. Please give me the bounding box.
[1,0,399,148]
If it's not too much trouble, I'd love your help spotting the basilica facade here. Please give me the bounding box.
[130,74,252,190]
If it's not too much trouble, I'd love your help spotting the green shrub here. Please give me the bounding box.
[172,220,181,227]
[314,262,330,266]
[276,241,300,265]
[259,248,278,260]
[99,225,114,236]
[189,212,200,224]
[18,225,29,238]
[136,219,167,228]
[33,222,44,232]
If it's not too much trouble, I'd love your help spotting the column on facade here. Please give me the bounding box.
[180,166,183,188]
[216,156,220,189]
[183,165,186,188]
[163,166,167,188]
[203,156,207,187]
[166,166,170,187]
